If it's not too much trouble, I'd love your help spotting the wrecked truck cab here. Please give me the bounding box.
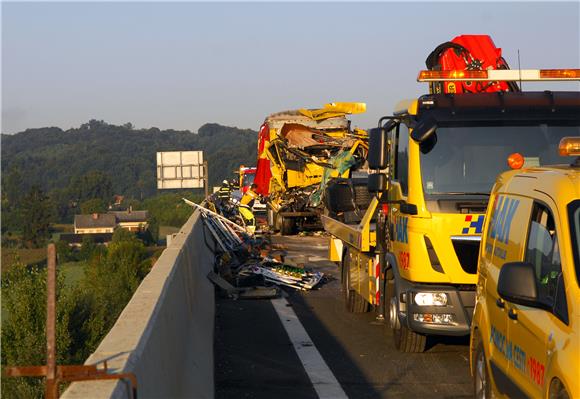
[254,102,368,235]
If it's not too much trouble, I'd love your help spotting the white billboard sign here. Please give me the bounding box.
[156,151,205,189]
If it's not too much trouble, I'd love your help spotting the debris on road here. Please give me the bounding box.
[238,261,324,291]
[207,271,279,300]
[184,197,324,298]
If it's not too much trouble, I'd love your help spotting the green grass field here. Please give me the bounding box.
[1,248,47,272]
[59,261,88,287]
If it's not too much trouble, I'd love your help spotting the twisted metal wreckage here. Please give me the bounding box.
[254,103,369,233]
[183,198,324,297]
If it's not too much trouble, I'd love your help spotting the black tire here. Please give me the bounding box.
[353,289,370,313]
[387,274,427,353]
[473,335,492,399]
[383,268,395,327]
[343,249,370,313]
[280,216,295,235]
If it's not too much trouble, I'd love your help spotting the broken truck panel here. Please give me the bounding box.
[254,102,368,234]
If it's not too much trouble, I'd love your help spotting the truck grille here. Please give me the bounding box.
[451,237,480,275]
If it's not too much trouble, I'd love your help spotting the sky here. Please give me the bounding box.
[2,1,579,134]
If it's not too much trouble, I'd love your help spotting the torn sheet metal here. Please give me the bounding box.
[309,149,357,207]
[239,261,324,291]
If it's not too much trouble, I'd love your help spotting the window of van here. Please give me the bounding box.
[525,202,568,323]
[568,200,580,288]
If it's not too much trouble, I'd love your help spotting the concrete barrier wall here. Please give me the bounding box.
[63,210,216,399]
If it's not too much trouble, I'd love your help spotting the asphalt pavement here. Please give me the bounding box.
[215,234,472,399]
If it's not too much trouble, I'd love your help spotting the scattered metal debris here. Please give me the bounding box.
[239,261,323,291]
[184,198,324,297]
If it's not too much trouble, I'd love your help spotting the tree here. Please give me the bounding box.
[80,198,107,214]
[1,120,258,214]
[78,235,97,261]
[1,263,74,398]
[69,171,113,204]
[20,186,53,247]
[2,167,23,205]
[81,228,149,349]
[49,188,74,224]
[1,168,24,233]
[56,239,75,263]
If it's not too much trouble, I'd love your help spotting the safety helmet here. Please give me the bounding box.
[222,179,229,185]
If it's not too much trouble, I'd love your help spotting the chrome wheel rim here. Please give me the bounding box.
[389,297,399,330]
[475,350,487,399]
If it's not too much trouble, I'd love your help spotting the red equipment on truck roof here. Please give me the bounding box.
[425,34,520,94]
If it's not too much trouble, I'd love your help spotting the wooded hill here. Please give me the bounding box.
[1,119,258,199]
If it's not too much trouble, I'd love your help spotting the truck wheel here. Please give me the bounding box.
[280,216,295,235]
[343,249,370,313]
[473,336,491,399]
[387,276,426,353]
[353,290,370,313]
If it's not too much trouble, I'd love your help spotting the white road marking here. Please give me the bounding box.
[271,297,348,399]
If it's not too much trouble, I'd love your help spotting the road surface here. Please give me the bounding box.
[215,234,472,398]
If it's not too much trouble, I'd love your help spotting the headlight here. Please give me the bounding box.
[414,292,448,306]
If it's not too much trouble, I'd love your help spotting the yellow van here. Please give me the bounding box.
[471,137,580,398]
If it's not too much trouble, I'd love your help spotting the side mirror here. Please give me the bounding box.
[368,173,387,193]
[368,127,388,169]
[497,262,548,309]
[410,116,437,143]
[419,133,437,154]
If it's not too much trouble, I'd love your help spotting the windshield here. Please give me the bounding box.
[569,200,580,288]
[420,123,579,196]
[243,172,255,188]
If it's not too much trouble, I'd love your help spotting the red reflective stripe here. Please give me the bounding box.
[375,258,380,304]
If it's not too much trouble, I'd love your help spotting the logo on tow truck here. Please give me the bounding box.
[462,215,484,234]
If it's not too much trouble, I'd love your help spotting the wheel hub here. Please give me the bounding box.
[475,350,487,398]
[389,297,400,330]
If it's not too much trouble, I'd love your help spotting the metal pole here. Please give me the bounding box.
[203,160,209,199]
[46,243,58,399]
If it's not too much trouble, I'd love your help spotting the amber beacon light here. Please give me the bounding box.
[559,137,580,157]
[418,68,580,82]
[507,152,525,170]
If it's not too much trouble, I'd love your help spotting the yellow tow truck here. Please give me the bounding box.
[322,67,580,352]
[253,102,368,235]
[470,136,580,398]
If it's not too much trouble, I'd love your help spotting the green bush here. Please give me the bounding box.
[1,230,153,396]
[1,264,75,398]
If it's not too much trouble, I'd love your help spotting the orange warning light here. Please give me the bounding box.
[507,153,525,170]
[559,137,580,156]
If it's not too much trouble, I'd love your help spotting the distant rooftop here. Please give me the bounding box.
[108,210,148,223]
[75,213,116,229]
